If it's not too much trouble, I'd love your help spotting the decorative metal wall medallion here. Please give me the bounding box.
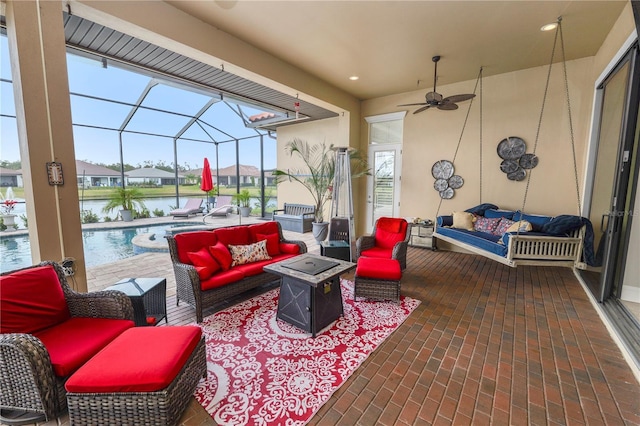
[496,136,538,181]
[432,160,463,198]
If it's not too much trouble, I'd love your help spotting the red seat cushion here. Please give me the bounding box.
[65,326,202,393]
[35,317,134,377]
[200,269,245,291]
[215,226,251,246]
[356,257,402,280]
[0,265,71,334]
[174,231,218,265]
[360,246,393,259]
[374,218,408,250]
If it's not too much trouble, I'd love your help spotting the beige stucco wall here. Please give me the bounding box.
[362,56,595,221]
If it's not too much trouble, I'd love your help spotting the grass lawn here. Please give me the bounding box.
[7,186,277,201]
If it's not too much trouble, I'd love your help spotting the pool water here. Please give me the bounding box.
[0,223,190,273]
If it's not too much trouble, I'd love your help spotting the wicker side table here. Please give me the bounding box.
[106,277,167,326]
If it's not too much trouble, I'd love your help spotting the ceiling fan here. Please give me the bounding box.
[399,56,476,114]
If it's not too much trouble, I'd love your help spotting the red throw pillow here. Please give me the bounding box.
[187,248,220,280]
[256,233,281,256]
[279,243,300,255]
[209,242,233,271]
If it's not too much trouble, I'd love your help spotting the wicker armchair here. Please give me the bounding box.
[355,217,410,270]
[0,261,134,423]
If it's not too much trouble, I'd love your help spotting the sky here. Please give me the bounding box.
[0,35,278,171]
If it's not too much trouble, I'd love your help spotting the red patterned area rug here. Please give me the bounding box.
[194,279,420,425]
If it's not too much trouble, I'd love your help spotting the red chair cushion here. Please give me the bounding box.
[360,246,393,259]
[374,218,408,250]
[256,233,281,256]
[187,247,221,280]
[0,265,71,334]
[214,226,251,247]
[356,257,402,280]
[200,269,245,291]
[248,222,279,241]
[279,243,301,255]
[209,242,233,271]
[174,231,218,265]
[35,317,134,377]
[65,326,202,393]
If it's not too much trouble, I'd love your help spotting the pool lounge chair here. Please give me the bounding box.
[170,199,204,218]
[202,195,233,222]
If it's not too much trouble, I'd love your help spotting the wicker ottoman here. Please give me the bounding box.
[65,326,206,426]
[354,257,402,303]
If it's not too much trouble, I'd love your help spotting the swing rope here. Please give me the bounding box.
[435,67,484,219]
[519,17,581,222]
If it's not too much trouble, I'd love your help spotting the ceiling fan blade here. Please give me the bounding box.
[443,93,476,104]
[437,102,458,111]
[398,102,429,107]
[413,105,433,114]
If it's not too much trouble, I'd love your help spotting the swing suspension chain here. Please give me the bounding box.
[559,19,583,214]
[520,17,559,217]
[435,67,483,219]
[479,67,483,204]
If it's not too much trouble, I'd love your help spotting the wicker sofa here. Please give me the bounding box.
[0,261,135,423]
[166,221,307,322]
[434,204,590,268]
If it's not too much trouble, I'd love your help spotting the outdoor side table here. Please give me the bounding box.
[320,240,351,261]
[106,277,167,326]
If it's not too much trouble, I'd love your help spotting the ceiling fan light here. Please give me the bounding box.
[540,22,558,31]
[349,75,359,81]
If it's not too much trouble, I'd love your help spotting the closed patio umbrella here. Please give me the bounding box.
[201,158,214,209]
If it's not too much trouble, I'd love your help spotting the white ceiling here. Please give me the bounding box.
[166,1,627,101]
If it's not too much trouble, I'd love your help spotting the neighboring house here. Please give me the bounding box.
[125,167,186,186]
[192,164,274,187]
[0,167,22,188]
[75,160,123,188]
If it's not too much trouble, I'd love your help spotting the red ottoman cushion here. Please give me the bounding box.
[356,257,402,281]
[65,326,202,393]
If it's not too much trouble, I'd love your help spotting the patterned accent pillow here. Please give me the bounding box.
[492,217,516,236]
[473,217,501,234]
[506,220,533,233]
[228,240,271,267]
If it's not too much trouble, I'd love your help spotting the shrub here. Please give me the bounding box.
[19,214,28,228]
[81,210,100,224]
[152,208,165,217]
[103,216,113,222]
[135,208,151,219]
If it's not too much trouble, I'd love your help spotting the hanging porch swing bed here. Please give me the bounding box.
[434,203,594,269]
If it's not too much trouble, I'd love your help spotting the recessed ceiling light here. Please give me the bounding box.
[540,22,558,31]
[349,75,359,81]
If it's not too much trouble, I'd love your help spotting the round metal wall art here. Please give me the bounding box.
[496,136,538,181]
[432,160,463,198]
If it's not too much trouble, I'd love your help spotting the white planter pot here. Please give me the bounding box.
[239,206,251,217]
[1,214,16,227]
[312,221,329,243]
[120,210,134,222]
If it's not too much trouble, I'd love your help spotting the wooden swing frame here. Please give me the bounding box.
[434,18,587,269]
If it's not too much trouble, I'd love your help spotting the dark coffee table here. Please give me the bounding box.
[264,254,356,337]
[105,277,167,326]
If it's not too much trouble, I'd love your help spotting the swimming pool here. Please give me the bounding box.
[0,223,193,273]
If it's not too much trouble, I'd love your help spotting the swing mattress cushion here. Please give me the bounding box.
[435,226,507,258]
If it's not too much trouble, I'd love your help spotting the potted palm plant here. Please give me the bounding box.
[232,189,252,217]
[102,187,147,222]
[273,138,369,242]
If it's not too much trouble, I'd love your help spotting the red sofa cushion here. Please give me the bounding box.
[215,226,251,247]
[0,265,71,334]
[279,243,301,255]
[256,233,281,256]
[65,326,201,393]
[200,269,245,291]
[209,242,233,271]
[174,231,218,265]
[374,218,408,249]
[248,222,279,241]
[187,247,221,280]
[356,257,402,280]
[35,317,134,377]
